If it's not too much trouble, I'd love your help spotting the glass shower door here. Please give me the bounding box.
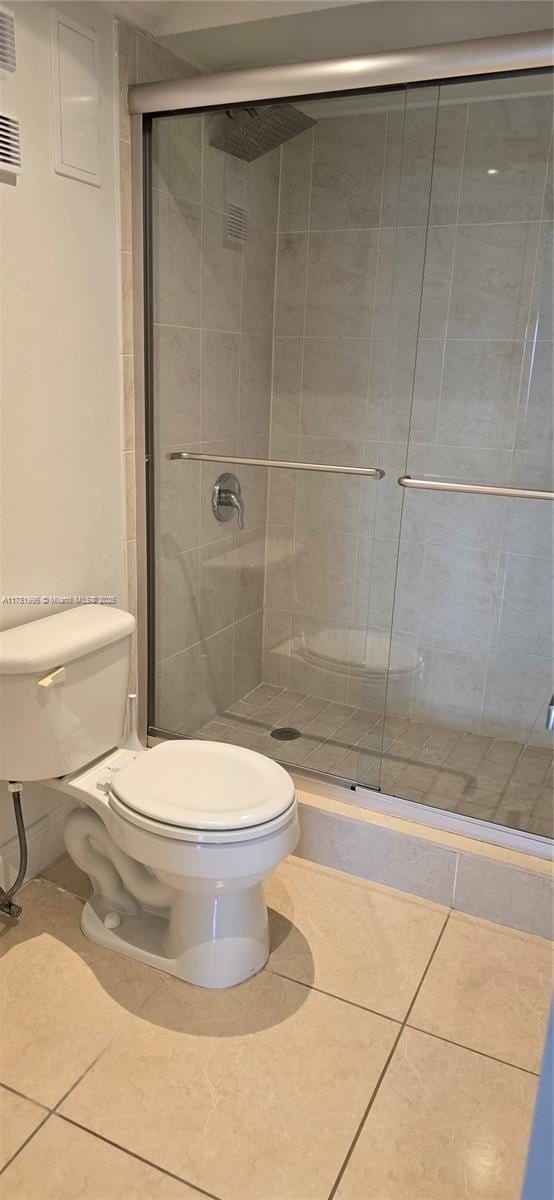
[381,70,554,836]
[148,83,439,789]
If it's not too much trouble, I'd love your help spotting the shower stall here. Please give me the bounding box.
[130,32,553,850]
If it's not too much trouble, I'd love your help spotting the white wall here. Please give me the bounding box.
[0,1,124,881]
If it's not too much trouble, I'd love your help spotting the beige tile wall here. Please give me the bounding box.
[150,113,280,733]
[263,83,554,748]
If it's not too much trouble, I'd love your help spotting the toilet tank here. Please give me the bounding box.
[0,606,136,782]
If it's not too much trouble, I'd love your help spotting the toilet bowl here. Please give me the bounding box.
[59,740,298,988]
[0,606,299,989]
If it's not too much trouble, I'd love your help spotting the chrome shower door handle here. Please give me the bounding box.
[547,697,554,732]
[212,473,245,529]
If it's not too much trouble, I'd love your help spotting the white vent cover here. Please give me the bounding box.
[0,4,20,177]
[0,5,15,72]
[0,112,20,170]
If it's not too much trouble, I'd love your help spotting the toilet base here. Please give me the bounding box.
[80,887,270,989]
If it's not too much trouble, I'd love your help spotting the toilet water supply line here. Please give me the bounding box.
[0,783,27,918]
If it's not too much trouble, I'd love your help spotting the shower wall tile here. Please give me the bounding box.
[447,221,538,341]
[372,226,427,341]
[515,340,553,453]
[152,192,201,328]
[262,608,292,688]
[267,436,298,527]
[428,102,468,226]
[233,610,264,701]
[381,101,437,229]
[412,645,486,733]
[278,128,313,231]
[305,229,378,337]
[274,233,308,335]
[295,468,361,534]
[369,340,418,443]
[155,449,201,558]
[459,96,553,224]
[271,337,303,435]
[200,331,240,442]
[310,112,386,231]
[241,225,277,337]
[480,650,553,745]
[292,527,357,621]
[245,148,280,230]
[502,494,554,559]
[234,527,267,623]
[418,225,456,341]
[201,207,243,332]
[152,115,202,206]
[301,337,370,439]
[418,544,497,654]
[239,335,272,438]
[153,325,201,447]
[155,549,200,659]
[494,554,554,657]
[533,221,553,340]
[198,535,236,639]
[436,340,523,448]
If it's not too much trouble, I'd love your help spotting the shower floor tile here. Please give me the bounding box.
[2,862,549,1200]
[195,686,553,839]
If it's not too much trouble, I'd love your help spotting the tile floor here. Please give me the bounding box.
[0,853,551,1199]
[195,683,554,838]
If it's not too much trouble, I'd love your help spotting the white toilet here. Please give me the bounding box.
[0,605,299,988]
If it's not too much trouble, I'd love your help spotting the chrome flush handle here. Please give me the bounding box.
[212,473,245,529]
[547,696,554,733]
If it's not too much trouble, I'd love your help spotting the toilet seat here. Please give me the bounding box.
[108,740,296,839]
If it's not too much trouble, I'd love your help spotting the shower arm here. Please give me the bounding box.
[166,451,384,479]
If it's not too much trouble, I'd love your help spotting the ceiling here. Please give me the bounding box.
[110,0,351,38]
[154,0,552,73]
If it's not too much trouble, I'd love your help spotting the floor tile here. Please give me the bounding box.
[60,970,398,1200]
[266,858,446,1019]
[0,1087,46,1170]
[335,1027,538,1200]
[40,852,92,901]
[409,912,552,1071]
[0,881,159,1107]
[1,1116,203,1198]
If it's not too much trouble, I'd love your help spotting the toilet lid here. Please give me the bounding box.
[109,740,295,831]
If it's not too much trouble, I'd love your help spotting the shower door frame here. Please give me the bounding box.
[129,31,554,858]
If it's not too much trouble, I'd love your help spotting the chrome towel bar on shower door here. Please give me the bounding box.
[166,451,385,478]
[398,476,554,501]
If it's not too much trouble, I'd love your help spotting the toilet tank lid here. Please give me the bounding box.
[0,606,135,675]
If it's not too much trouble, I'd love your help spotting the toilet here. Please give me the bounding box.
[0,605,299,988]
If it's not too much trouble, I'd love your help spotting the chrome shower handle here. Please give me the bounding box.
[212,473,245,529]
[547,697,554,733]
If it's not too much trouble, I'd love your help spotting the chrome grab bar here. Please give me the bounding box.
[398,476,554,501]
[167,451,384,478]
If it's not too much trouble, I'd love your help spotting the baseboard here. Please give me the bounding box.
[0,800,73,892]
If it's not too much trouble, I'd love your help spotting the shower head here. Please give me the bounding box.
[209,104,316,162]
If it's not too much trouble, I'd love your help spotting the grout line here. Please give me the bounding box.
[327,910,451,1199]
[0,1080,49,1111]
[0,1111,52,1177]
[405,1025,541,1077]
[56,1115,223,1200]
[265,966,403,1024]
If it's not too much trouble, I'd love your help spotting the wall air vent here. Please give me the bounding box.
[0,4,20,178]
[0,5,16,72]
[0,111,20,169]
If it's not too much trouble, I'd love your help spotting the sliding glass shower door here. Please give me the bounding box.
[381,71,554,837]
[148,83,439,789]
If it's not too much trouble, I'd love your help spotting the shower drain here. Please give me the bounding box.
[270,726,302,741]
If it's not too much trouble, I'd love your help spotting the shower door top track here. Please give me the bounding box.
[128,28,552,115]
